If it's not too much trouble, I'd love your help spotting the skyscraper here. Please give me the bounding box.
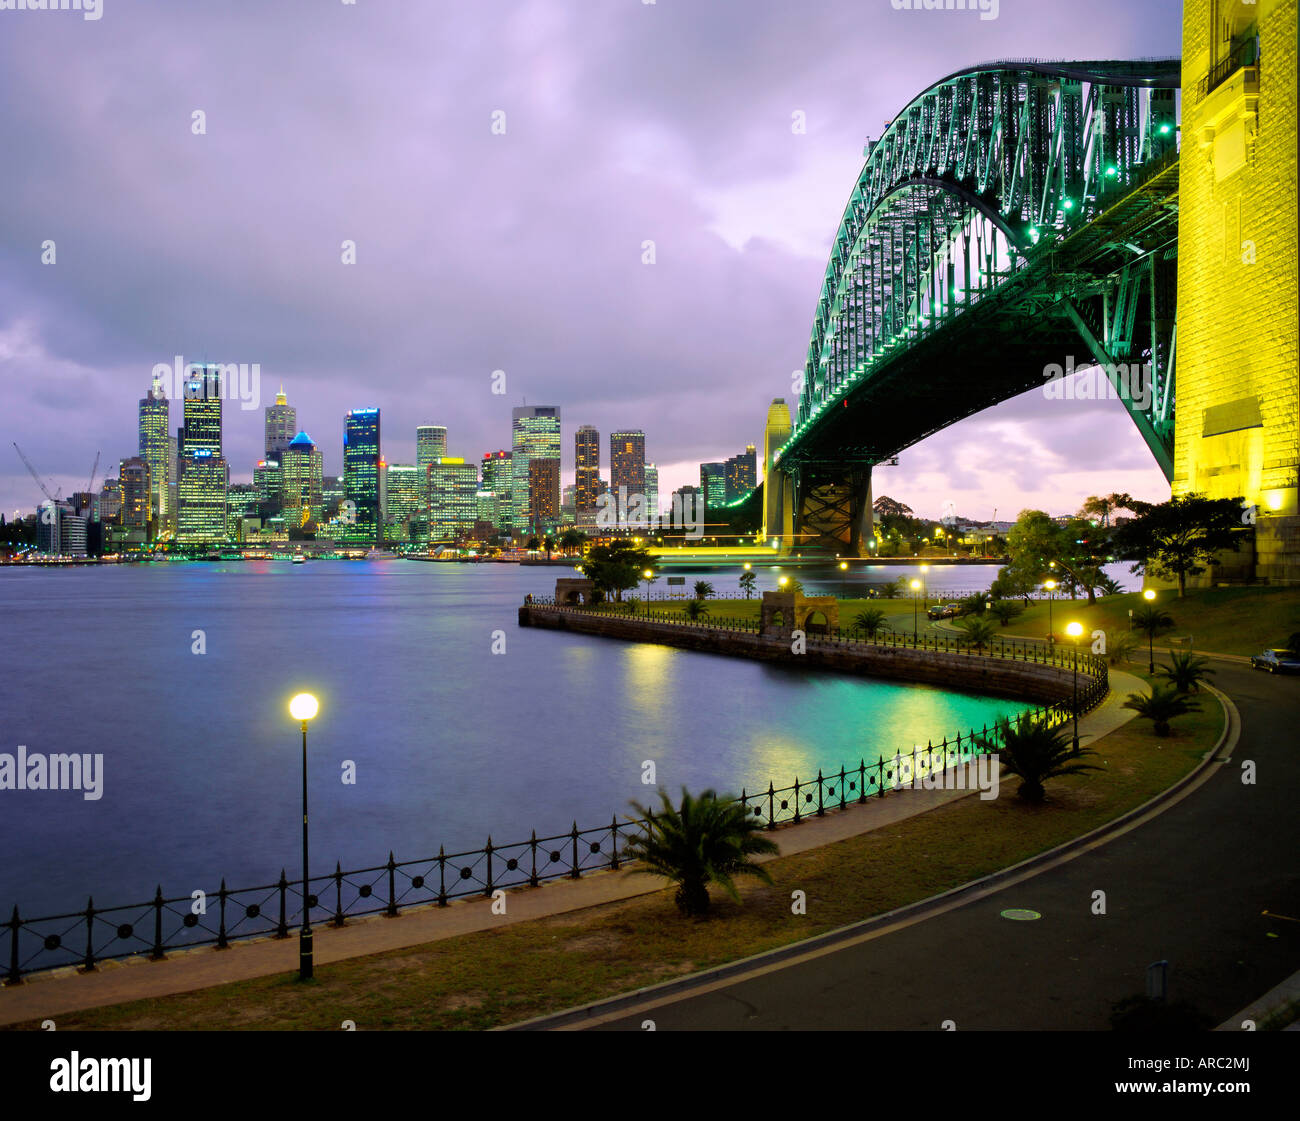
[138,381,172,529]
[281,432,324,525]
[383,464,424,543]
[700,461,727,511]
[510,406,560,532]
[480,450,511,533]
[178,367,228,545]
[253,459,283,512]
[264,385,297,461]
[528,457,560,533]
[119,457,151,530]
[610,430,646,503]
[343,409,382,544]
[644,464,659,522]
[182,368,222,455]
[725,445,757,502]
[427,457,479,542]
[575,425,600,513]
[417,426,448,476]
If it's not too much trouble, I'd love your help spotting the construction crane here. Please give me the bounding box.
[11,442,62,503]
[85,451,100,497]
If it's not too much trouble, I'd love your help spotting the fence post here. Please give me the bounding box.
[569,822,581,879]
[767,781,776,830]
[82,896,95,972]
[7,906,21,984]
[333,862,345,926]
[484,839,495,897]
[151,886,165,960]
[838,766,847,811]
[216,881,229,949]
[609,817,621,871]
[816,770,825,817]
[529,831,540,887]
[276,869,289,937]
[793,777,802,823]
[437,845,448,906]
[858,759,867,804]
[387,852,399,915]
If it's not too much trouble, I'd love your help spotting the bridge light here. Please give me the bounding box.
[1063,198,1075,211]
[1105,165,1118,178]
[1159,123,1172,135]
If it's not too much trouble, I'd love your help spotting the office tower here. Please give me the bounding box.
[138,381,172,527]
[176,450,228,544]
[36,502,87,557]
[343,408,382,543]
[480,450,511,532]
[383,464,424,542]
[253,459,283,511]
[264,385,297,461]
[226,484,262,540]
[644,464,659,522]
[118,457,151,531]
[725,445,758,502]
[528,456,560,533]
[99,478,123,523]
[281,432,324,525]
[561,483,577,518]
[427,457,480,542]
[610,430,646,502]
[510,406,561,531]
[700,461,727,511]
[575,425,600,512]
[182,368,222,455]
[417,426,448,476]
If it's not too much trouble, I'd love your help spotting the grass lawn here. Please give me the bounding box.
[15,688,1222,1031]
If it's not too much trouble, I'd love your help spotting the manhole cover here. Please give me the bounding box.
[1000,908,1042,921]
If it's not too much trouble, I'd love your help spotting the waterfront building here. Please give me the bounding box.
[176,449,229,544]
[35,502,87,556]
[99,478,123,523]
[575,425,600,513]
[725,445,757,502]
[253,459,283,513]
[383,463,424,543]
[343,408,382,544]
[610,430,646,503]
[480,450,512,532]
[281,432,324,525]
[528,456,561,534]
[264,385,296,461]
[226,484,261,540]
[428,457,479,542]
[118,457,151,532]
[138,380,172,529]
[322,474,345,517]
[417,426,448,478]
[510,407,560,531]
[182,368,222,455]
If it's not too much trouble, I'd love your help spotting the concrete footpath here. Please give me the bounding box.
[0,671,1145,1027]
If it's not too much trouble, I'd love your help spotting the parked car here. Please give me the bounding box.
[1249,649,1300,674]
[927,603,960,620]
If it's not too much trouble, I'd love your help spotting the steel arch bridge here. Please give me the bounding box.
[769,58,1182,555]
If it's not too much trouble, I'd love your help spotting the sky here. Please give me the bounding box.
[0,0,1184,522]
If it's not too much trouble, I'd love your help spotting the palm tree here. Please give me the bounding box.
[784,577,805,596]
[1132,603,1175,673]
[956,616,998,652]
[988,600,1024,627]
[738,571,757,599]
[624,595,642,615]
[853,607,890,640]
[957,593,987,617]
[977,714,1101,803]
[623,788,778,915]
[693,580,715,600]
[685,598,710,621]
[1122,684,1202,736]
[1155,651,1216,693]
[1107,631,1141,666]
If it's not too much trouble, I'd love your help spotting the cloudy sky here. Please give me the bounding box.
[0,0,1182,521]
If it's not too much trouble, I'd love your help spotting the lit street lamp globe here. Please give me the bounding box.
[289,693,319,722]
[1065,622,1084,639]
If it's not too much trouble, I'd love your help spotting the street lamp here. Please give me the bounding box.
[642,568,654,614]
[288,692,319,981]
[910,578,922,643]
[1143,588,1157,672]
[1044,579,1057,643]
[1065,622,1083,750]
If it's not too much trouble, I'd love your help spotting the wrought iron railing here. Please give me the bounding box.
[1197,37,1260,103]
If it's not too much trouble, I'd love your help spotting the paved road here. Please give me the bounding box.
[586,662,1300,1030]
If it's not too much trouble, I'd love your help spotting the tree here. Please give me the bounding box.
[977,714,1101,802]
[1155,652,1216,693]
[685,598,711,621]
[623,789,779,916]
[957,592,987,617]
[738,571,757,599]
[1000,509,1112,605]
[525,536,541,551]
[584,541,655,602]
[624,595,642,615]
[783,577,805,596]
[1110,494,1249,597]
[1106,631,1141,666]
[1132,604,1175,644]
[873,495,914,520]
[956,616,998,652]
[988,600,1024,627]
[693,580,715,600]
[1122,684,1201,736]
[853,608,890,640]
[558,528,587,556]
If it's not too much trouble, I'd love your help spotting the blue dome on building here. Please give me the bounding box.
[287,431,316,451]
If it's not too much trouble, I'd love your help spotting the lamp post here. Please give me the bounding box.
[642,569,653,614]
[288,692,319,981]
[1143,588,1157,672]
[1065,622,1083,750]
[910,578,921,643]
[1044,579,1057,643]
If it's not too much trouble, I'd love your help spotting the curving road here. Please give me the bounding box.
[571,662,1300,1030]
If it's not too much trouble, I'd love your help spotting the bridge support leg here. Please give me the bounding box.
[849,468,873,557]
[794,464,874,557]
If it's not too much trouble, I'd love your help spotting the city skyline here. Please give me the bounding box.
[0,1,1180,522]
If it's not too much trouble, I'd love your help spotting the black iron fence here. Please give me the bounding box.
[4,614,1107,984]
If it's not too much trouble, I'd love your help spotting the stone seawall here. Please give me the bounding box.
[518,606,1081,705]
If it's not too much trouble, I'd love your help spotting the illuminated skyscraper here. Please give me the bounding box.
[480,450,511,532]
[644,464,659,522]
[264,385,297,461]
[138,381,172,529]
[383,464,424,543]
[725,445,757,501]
[528,456,560,533]
[428,457,479,541]
[182,368,222,455]
[510,407,560,531]
[281,432,324,525]
[610,430,645,502]
[253,459,283,512]
[343,408,382,544]
[699,461,727,512]
[176,450,228,544]
[575,425,600,513]
[417,427,448,476]
[119,457,151,531]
